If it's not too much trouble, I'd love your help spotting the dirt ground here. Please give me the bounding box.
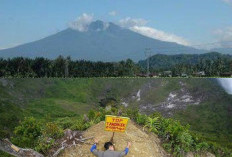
[59,121,169,157]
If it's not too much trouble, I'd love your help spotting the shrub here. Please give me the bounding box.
[70,117,88,131]
[12,117,42,148]
[35,135,55,154]
[177,132,194,152]
[55,117,75,129]
[196,142,209,152]
[136,113,147,125]
[143,117,160,133]
[42,122,63,139]
[87,110,96,120]
[122,108,139,120]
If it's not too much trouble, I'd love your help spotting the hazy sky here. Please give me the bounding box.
[1,0,232,49]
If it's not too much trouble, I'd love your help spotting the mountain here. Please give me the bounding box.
[211,48,232,54]
[0,20,206,61]
[138,52,232,70]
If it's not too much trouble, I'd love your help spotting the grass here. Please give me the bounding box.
[0,150,14,157]
[0,78,148,131]
[174,100,232,149]
[145,78,181,104]
[55,99,93,114]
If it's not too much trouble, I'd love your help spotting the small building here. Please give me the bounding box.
[220,72,232,77]
[181,73,188,77]
[149,73,158,77]
[162,71,172,77]
[136,73,147,77]
[192,71,205,77]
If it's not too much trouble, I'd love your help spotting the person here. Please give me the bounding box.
[90,138,131,157]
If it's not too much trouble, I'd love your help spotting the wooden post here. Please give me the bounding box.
[110,132,115,143]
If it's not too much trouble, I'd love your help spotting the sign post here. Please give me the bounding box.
[105,115,130,142]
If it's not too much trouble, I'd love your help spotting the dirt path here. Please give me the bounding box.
[59,121,169,157]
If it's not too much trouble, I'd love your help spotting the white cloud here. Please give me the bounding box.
[119,17,147,27]
[69,13,94,32]
[119,17,189,46]
[109,11,117,16]
[213,26,232,48]
[131,26,189,46]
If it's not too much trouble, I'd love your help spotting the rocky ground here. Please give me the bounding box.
[58,121,215,157]
[59,121,169,157]
[121,80,207,117]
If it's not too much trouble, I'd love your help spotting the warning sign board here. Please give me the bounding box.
[105,115,130,133]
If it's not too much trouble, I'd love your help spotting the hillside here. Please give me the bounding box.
[0,78,231,156]
[0,20,205,61]
[211,48,232,54]
[138,52,232,70]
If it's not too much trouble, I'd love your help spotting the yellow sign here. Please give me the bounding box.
[105,115,130,133]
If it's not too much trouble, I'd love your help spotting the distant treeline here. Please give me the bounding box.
[1,52,232,77]
[139,52,232,77]
[0,56,140,77]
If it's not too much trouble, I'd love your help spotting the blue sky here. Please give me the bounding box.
[1,0,232,49]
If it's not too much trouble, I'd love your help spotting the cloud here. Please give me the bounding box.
[109,11,117,16]
[213,26,232,48]
[119,17,147,27]
[119,17,189,46]
[131,26,189,46]
[69,13,94,32]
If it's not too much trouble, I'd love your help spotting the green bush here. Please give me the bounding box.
[35,135,55,154]
[144,117,160,133]
[42,122,63,139]
[55,117,75,129]
[177,132,194,152]
[11,117,64,154]
[136,113,147,125]
[196,142,209,152]
[122,108,139,120]
[70,117,88,131]
[123,109,216,157]
[11,117,42,148]
[87,110,96,120]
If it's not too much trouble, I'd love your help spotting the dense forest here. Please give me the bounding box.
[0,56,140,77]
[138,52,232,76]
[0,52,232,77]
[139,52,232,77]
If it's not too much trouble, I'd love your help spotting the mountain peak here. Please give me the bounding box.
[0,19,206,61]
[88,20,109,31]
